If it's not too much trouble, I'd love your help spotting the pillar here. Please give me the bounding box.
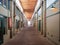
[33,16,36,27]
[21,13,24,28]
[35,13,38,31]
[19,13,21,31]
[59,0,60,41]
[58,0,60,41]
[13,2,16,36]
[10,0,15,38]
[5,0,8,34]
[37,13,38,31]
[43,0,46,37]
[41,1,43,35]
[22,14,24,28]
[2,0,4,6]
[59,12,60,41]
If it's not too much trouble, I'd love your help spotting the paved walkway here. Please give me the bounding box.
[3,27,55,45]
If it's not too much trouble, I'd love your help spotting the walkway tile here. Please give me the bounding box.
[3,27,55,45]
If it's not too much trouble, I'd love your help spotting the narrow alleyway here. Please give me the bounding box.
[3,27,55,45]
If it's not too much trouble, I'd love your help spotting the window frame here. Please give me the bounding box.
[0,0,3,5]
[46,0,57,8]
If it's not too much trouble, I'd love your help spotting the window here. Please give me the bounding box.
[0,0,2,5]
[38,9,41,16]
[0,0,10,10]
[3,0,7,8]
[46,0,56,8]
[8,0,10,10]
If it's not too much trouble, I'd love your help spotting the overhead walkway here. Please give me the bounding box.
[3,27,55,45]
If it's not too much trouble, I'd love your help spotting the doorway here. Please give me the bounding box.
[0,16,7,44]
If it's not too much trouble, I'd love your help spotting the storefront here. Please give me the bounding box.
[0,15,7,44]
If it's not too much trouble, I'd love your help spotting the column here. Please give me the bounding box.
[35,13,38,31]
[10,0,15,38]
[37,13,38,31]
[13,2,16,36]
[19,13,21,31]
[41,1,43,35]
[22,14,24,28]
[58,0,60,41]
[43,0,46,37]
[2,0,4,6]
[33,16,36,27]
[59,11,60,41]
[59,0,60,41]
[21,13,24,28]
[5,0,8,34]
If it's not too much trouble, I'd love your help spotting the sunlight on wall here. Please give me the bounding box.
[28,21,31,26]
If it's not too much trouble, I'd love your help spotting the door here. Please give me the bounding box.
[38,20,41,31]
[0,19,3,44]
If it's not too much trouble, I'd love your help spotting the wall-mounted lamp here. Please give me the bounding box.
[51,0,57,9]
[51,5,56,9]
[50,0,58,12]
[51,4,58,12]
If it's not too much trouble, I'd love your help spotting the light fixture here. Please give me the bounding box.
[51,3,58,12]
[51,5,55,9]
